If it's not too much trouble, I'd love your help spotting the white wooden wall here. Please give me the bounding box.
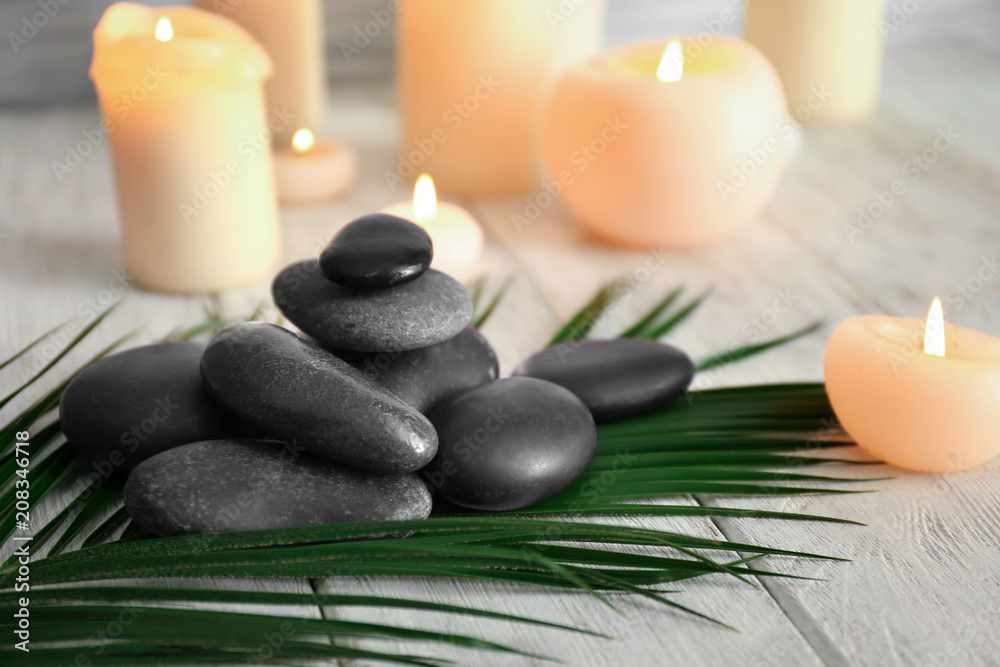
[2,0,1000,106]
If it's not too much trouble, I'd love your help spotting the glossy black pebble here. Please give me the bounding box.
[124,440,433,537]
[273,259,472,352]
[514,339,695,423]
[59,341,241,475]
[200,322,438,474]
[423,377,597,512]
[329,328,499,415]
[320,213,433,289]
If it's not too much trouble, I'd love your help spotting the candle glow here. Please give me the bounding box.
[413,174,438,223]
[154,17,173,42]
[382,173,484,281]
[657,40,684,82]
[542,37,790,248]
[924,297,945,357]
[292,128,315,154]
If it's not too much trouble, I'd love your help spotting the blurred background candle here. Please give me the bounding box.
[383,174,484,282]
[744,0,886,123]
[274,128,357,205]
[90,3,280,294]
[194,0,326,146]
[542,37,790,249]
[825,298,1000,473]
[397,0,605,197]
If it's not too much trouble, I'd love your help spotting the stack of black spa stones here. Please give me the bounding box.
[60,214,696,538]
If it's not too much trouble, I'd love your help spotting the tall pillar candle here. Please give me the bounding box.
[195,0,326,146]
[90,3,281,294]
[397,0,604,197]
[744,0,885,123]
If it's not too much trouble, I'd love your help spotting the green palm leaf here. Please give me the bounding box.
[0,284,868,662]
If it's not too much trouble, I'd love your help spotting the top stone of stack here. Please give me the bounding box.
[320,213,433,289]
[273,213,473,352]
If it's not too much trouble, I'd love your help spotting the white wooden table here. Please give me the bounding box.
[2,46,1000,666]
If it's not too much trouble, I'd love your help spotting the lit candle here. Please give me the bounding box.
[396,0,606,197]
[744,0,885,124]
[825,298,1000,473]
[90,3,281,294]
[382,174,484,282]
[194,0,326,145]
[542,37,790,249]
[274,128,357,205]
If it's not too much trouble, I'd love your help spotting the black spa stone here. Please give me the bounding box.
[200,322,438,474]
[123,440,433,537]
[58,341,242,475]
[423,377,597,512]
[328,328,499,415]
[273,259,472,352]
[320,213,433,289]
[513,339,695,422]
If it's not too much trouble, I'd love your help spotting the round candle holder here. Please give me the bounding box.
[542,37,791,249]
[825,316,1000,473]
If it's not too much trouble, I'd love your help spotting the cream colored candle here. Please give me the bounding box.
[396,0,604,197]
[274,128,357,205]
[383,175,484,282]
[744,0,885,123]
[90,3,280,294]
[825,299,1000,473]
[195,0,326,146]
[542,37,790,249]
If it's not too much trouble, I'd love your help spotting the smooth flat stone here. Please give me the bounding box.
[201,323,438,474]
[273,260,473,352]
[124,440,433,537]
[59,341,242,475]
[423,377,597,512]
[328,328,499,415]
[320,213,433,289]
[513,339,695,423]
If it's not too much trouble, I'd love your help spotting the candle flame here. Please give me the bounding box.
[292,128,315,154]
[657,40,684,82]
[413,174,437,222]
[154,17,173,42]
[924,297,946,358]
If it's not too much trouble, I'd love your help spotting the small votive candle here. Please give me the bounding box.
[825,298,1000,473]
[274,128,357,205]
[383,174,484,282]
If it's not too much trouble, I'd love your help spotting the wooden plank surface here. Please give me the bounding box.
[2,46,999,665]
